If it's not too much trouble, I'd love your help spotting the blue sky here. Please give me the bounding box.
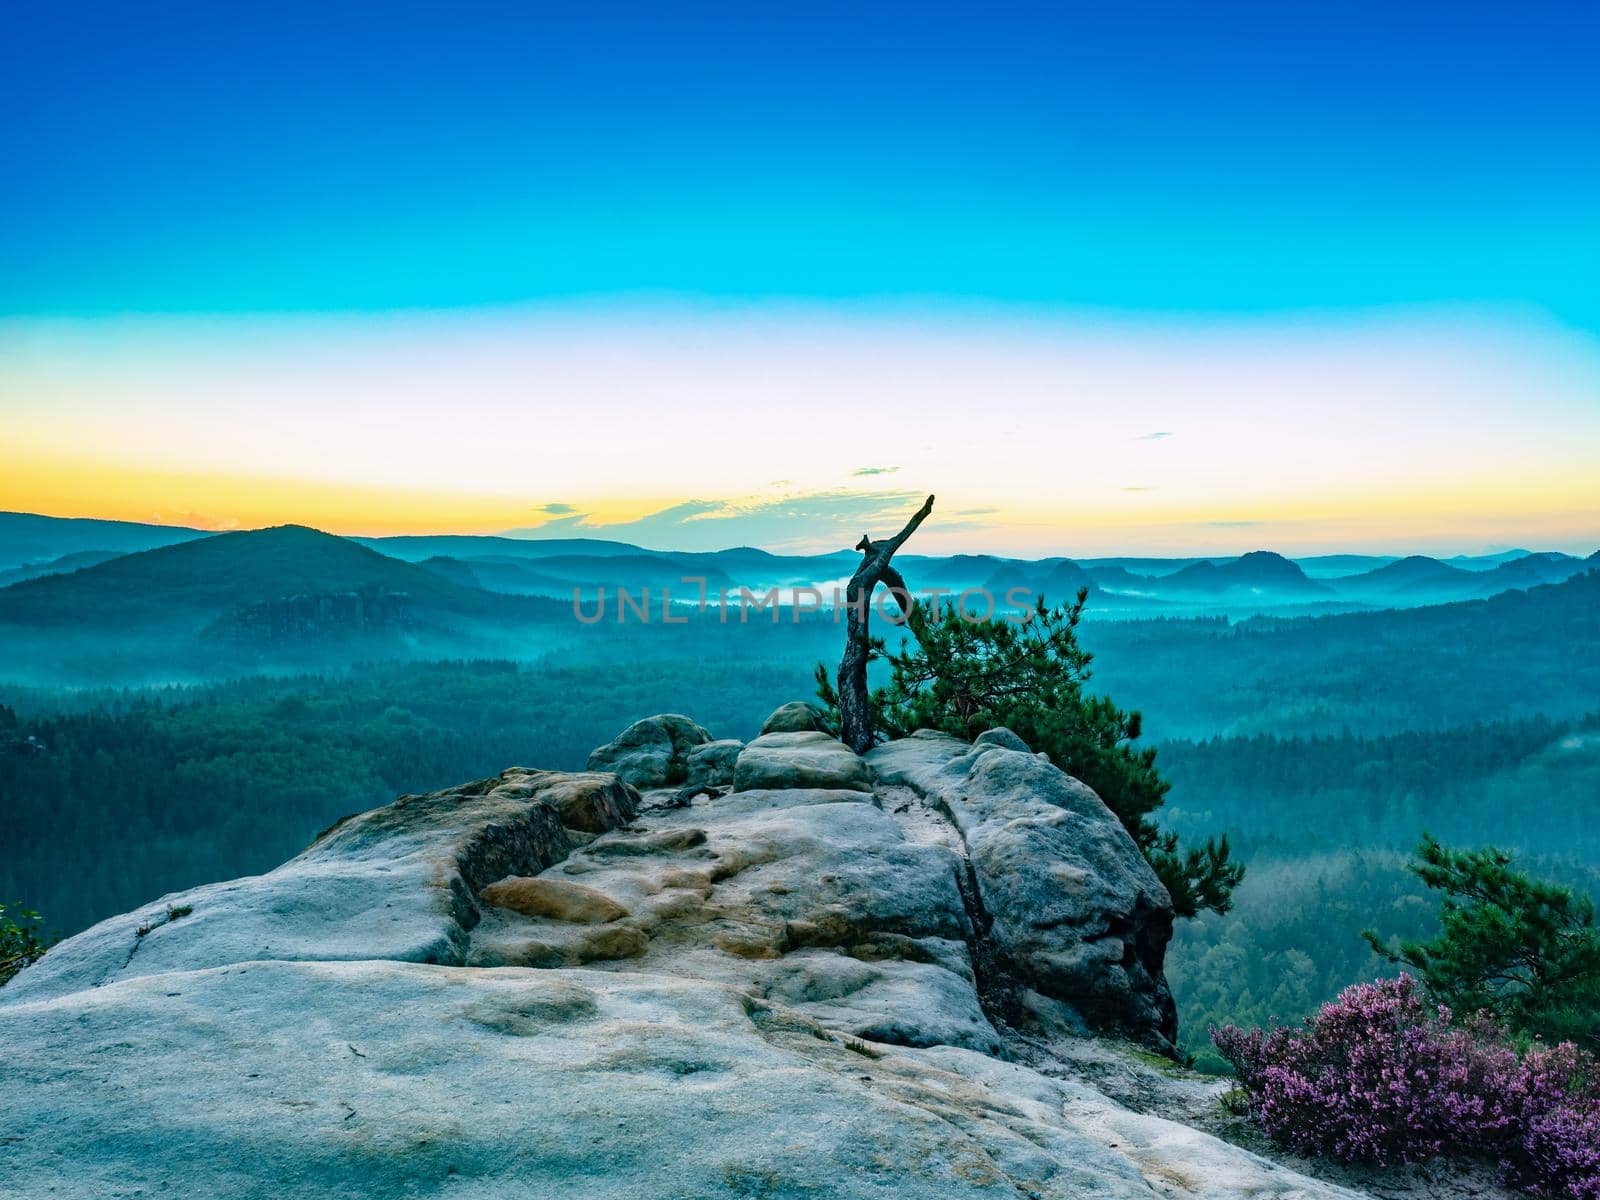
[4,0,1598,322]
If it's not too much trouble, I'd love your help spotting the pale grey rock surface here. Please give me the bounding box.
[732,729,872,793]
[0,960,1358,1200]
[2,768,583,1005]
[867,729,1178,1044]
[1,718,1364,1200]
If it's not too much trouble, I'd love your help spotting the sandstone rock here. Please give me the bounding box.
[684,737,743,787]
[759,699,830,734]
[585,712,712,788]
[1,769,574,1005]
[732,730,871,793]
[867,729,1177,1047]
[479,876,630,923]
[496,768,640,833]
[974,726,1031,753]
[0,959,1361,1200]
[0,717,1362,1199]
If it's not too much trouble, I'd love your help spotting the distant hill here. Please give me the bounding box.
[0,525,529,629]
[514,554,737,595]
[663,547,857,583]
[415,556,484,589]
[982,558,1096,602]
[371,536,855,594]
[0,512,207,572]
[0,514,1588,628]
[360,534,654,561]
[421,556,581,598]
[1442,548,1533,571]
[1293,553,1398,578]
[1079,556,1226,578]
[1332,555,1472,596]
[0,549,125,589]
[1320,552,1597,606]
[1154,551,1331,597]
[1087,569,1600,739]
[1479,552,1588,590]
[981,563,1034,595]
[1040,559,1096,597]
[897,554,1012,587]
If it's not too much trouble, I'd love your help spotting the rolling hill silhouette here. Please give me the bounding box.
[1155,550,1331,597]
[0,525,535,629]
[1334,555,1471,595]
[0,511,206,572]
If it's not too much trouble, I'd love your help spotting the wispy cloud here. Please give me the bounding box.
[1203,520,1261,528]
[151,510,240,531]
[1136,431,1174,441]
[533,502,577,515]
[852,465,901,477]
[502,489,984,552]
[1120,486,1155,492]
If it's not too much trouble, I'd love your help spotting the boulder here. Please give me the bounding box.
[496,768,640,833]
[867,730,1177,1047]
[585,713,713,788]
[759,699,830,735]
[732,730,872,793]
[973,726,1031,753]
[684,737,743,787]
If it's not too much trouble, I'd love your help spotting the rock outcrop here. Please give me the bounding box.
[867,728,1176,1043]
[585,712,712,788]
[0,706,1357,1200]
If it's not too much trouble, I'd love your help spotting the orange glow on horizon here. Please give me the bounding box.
[3,303,1597,555]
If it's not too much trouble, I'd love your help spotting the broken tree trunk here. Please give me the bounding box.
[837,494,934,754]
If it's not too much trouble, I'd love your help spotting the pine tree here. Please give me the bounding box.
[1364,834,1600,1047]
[817,589,1242,918]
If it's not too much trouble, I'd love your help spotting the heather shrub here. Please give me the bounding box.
[1213,975,1600,1200]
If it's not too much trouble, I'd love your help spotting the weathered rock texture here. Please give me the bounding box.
[866,728,1177,1044]
[585,712,712,788]
[1,708,1357,1200]
[732,729,873,794]
[759,699,830,734]
[685,737,743,787]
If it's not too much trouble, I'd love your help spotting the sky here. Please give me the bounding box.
[2,1,1597,555]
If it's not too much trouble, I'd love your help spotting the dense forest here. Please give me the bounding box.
[1159,716,1600,859]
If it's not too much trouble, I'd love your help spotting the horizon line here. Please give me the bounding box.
[4,508,1593,564]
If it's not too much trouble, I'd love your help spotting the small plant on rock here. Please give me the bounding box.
[0,900,54,987]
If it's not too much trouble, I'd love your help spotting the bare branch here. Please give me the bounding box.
[880,494,935,557]
[837,493,935,754]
